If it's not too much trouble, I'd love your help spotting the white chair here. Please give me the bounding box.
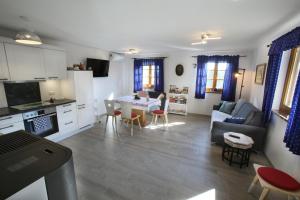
[151,99,169,126]
[120,102,141,136]
[104,100,121,134]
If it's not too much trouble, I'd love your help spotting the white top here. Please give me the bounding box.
[224,132,254,149]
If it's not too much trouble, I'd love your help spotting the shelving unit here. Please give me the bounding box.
[168,86,188,115]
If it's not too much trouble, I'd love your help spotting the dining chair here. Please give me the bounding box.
[120,102,141,136]
[104,100,121,134]
[151,99,169,126]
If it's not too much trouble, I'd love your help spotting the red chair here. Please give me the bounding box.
[151,100,169,126]
[248,164,300,200]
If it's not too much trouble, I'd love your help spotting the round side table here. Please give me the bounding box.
[222,132,254,168]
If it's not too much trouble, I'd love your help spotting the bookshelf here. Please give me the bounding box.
[168,85,188,115]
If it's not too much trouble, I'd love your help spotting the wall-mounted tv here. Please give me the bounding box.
[86,58,109,77]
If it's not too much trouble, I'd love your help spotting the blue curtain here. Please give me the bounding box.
[262,26,300,123]
[284,71,300,155]
[133,59,143,92]
[195,56,208,99]
[262,53,282,123]
[154,59,164,92]
[195,55,239,100]
[134,58,164,92]
[221,56,239,101]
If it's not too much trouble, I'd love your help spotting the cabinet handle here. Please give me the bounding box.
[48,76,59,79]
[79,124,91,130]
[0,125,13,130]
[64,121,73,125]
[34,77,46,80]
[78,107,85,110]
[63,110,72,114]
[78,104,85,107]
[62,103,71,107]
[0,78,8,81]
[0,116,12,121]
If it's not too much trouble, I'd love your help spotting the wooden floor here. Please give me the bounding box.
[60,114,285,200]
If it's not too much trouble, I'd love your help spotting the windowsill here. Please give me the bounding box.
[206,91,222,94]
[272,110,289,122]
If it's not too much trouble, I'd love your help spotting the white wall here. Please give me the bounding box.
[249,13,300,180]
[124,50,254,115]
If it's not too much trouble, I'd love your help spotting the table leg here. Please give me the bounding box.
[132,108,146,127]
[229,147,234,166]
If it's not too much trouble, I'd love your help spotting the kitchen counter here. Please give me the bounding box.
[0,99,76,118]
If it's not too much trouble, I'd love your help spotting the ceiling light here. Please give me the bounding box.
[15,31,42,45]
[125,49,139,54]
[191,40,207,45]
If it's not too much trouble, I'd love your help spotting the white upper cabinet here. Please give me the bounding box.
[43,49,67,80]
[0,43,10,81]
[5,43,46,81]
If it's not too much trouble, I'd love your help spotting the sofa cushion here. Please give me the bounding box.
[224,117,246,124]
[231,99,246,116]
[219,101,236,114]
[232,101,258,119]
[244,111,264,127]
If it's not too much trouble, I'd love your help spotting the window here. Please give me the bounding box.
[280,47,300,115]
[142,65,155,90]
[206,62,228,93]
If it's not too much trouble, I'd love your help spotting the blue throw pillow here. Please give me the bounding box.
[224,117,246,124]
[219,101,236,114]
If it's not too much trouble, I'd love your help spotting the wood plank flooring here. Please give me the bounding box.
[60,114,285,200]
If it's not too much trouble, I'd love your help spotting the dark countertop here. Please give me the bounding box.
[0,99,76,118]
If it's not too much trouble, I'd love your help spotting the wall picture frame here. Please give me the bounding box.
[255,63,266,85]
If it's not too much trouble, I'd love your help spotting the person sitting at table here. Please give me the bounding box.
[149,92,166,112]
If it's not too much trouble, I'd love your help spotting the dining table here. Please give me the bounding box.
[114,95,161,127]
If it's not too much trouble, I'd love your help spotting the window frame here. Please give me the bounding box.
[206,62,225,94]
[142,65,155,90]
[279,47,299,116]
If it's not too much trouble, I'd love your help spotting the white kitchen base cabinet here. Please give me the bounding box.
[0,114,25,134]
[56,103,78,135]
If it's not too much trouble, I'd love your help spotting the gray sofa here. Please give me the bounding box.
[210,99,266,151]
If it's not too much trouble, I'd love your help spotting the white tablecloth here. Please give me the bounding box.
[115,95,160,111]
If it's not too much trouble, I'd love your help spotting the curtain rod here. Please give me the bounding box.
[132,57,167,60]
[192,55,247,58]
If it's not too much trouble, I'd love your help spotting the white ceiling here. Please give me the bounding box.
[0,0,299,54]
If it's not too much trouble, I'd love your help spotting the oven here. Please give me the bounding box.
[23,107,59,137]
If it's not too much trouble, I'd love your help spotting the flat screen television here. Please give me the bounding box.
[86,58,109,77]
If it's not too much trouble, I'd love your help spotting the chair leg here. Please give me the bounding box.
[131,119,133,136]
[112,116,115,131]
[115,116,118,135]
[151,114,155,124]
[248,175,258,193]
[165,114,169,125]
[105,115,109,131]
[155,115,158,125]
[259,188,270,200]
[137,117,142,129]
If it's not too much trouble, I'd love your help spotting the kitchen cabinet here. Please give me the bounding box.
[62,71,95,129]
[0,43,10,81]
[5,43,46,81]
[77,103,94,129]
[56,102,78,134]
[43,49,67,80]
[0,114,25,134]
